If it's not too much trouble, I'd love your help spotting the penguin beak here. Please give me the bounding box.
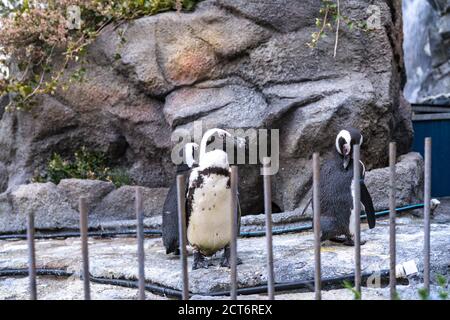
[343,154,351,169]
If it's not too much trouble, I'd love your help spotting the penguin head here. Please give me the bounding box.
[335,128,363,169]
[184,143,199,168]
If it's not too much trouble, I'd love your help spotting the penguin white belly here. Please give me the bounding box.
[187,173,231,255]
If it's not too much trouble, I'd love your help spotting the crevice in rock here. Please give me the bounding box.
[214,2,282,34]
[171,101,233,128]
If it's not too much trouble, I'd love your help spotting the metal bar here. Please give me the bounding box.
[389,142,397,299]
[412,113,450,121]
[353,144,361,297]
[412,106,450,113]
[136,187,146,300]
[79,197,91,300]
[27,211,37,300]
[313,152,321,300]
[177,175,189,300]
[423,137,432,292]
[230,166,238,300]
[263,157,275,300]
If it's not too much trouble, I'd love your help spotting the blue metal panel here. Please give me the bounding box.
[413,119,450,197]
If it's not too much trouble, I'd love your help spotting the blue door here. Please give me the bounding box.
[413,116,450,197]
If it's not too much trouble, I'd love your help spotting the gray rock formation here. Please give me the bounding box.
[0,179,168,233]
[0,0,412,215]
[365,152,424,211]
[94,185,167,221]
[403,0,450,104]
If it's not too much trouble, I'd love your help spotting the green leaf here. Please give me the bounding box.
[436,274,447,287]
[418,287,429,300]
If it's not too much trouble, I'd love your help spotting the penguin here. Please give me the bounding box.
[162,142,199,255]
[317,128,376,246]
[186,128,242,270]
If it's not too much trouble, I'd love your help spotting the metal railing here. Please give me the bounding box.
[15,138,434,300]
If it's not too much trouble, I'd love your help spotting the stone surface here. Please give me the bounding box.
[0,0,412,215]
[94,186,168,221]
[191,283,448,300]
[0,276,165,300]
[57,179,115,212]
[365,152,424,211]
[0,181,168,233]
[1,212,448,296]
[7,183,79,233]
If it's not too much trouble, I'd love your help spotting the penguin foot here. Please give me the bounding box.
[220,256,243,268]
[220,246,243,268]
[329,237,346,243]
[343,238,367,246]
[192,251,209,270]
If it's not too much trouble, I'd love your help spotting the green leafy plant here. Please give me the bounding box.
[392,291,401,300]
[0,0,201,111]
[436,274,448,300]
[307,0,369,57]
[343,280,361,300]
[418,287,429,300]
[33,147,131,188]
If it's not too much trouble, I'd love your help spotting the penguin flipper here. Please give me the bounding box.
[360,182,376,229]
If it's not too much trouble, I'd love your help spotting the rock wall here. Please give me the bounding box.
[403,0,450,104]
[0,179,167,233]
[0,0,413,217]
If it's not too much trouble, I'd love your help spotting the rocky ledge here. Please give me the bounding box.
[1,202,448,299]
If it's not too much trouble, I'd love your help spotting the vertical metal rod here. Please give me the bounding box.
[79,197,91,300]
[27,211,37,300]
[230,166,238,300]
[423,137,432,292]
[263,158,275,300]
[177,175,189,300]
[389,142,397,299]
[353,144,361,297]
[313,153,322,300]
[136,187,146,300]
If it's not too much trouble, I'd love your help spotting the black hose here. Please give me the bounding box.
[89,276,183,298]
[206,270,391,297]
[0,203,425,241]
[0,268,73,277]
[0,267,392,299]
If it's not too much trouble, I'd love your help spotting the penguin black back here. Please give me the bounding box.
[316,128,376,245]
[162,143,198,255]
[319,153,355,240]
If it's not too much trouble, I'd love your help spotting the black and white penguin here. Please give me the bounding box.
[317,128,376,246]
[186,128,242,270]
[162,142,199,255]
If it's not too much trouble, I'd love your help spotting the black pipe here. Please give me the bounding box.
[0,204,425,241]
[89,276,183,298]
[0,268,73,277]
[0,267,393,299]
